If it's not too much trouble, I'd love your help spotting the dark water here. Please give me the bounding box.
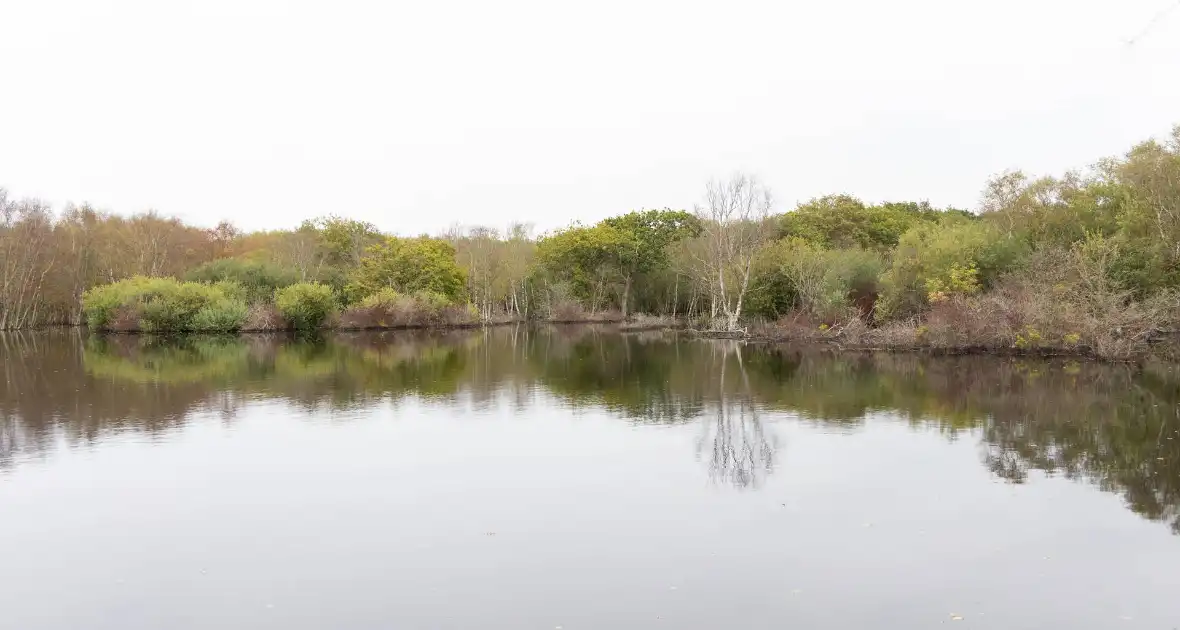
[2,328,1179,630]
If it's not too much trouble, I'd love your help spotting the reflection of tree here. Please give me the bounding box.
[696,342,777,488]
[978,374,1180,534]
[85,334,257,384]
[4,329,1180,533]
[698,398,776,488]
[1,330,482,469]
[756,352,1180,533]
[1,331,213,469]
[530,327,703,423]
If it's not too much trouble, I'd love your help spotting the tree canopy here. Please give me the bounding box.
[10,123,1180,344]
[346,236,467,302]
[537,209,701,316]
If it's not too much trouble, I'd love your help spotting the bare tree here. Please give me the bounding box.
[446,222,536,322]
[455,225,504,321]
[503,222,535,318]
[692,173,774,331]
[54,203,105,324]
[696,341,777,488]
[124,211,179,277]
[275,220,327,281]
[0,191,57,329]
[208,220,241,259]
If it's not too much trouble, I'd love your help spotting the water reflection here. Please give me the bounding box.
[696,341,777,488]
[1,327,1178,532]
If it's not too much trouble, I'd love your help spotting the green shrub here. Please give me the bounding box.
[747,238,884,320]
[823,247,885,309]
[357,287,405,309]
[879,218,1027,319]
[190,299,249,333]
[746,250,799,319]
[275,283,336,331]
[185,259,299,304]
[83,276,174,328]
[213,280,249,303]
[413,290,452,311]
[138,282,224,332]
[345,237,467,303]
[82,276,245,331]
[925,262,981,303]
[82,284,132,329]
[1104,237,1180,297]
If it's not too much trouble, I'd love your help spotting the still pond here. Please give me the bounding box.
[1,327,1178,629]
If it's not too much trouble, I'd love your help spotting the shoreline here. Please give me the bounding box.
[15,318,680,334]
[743,336,1117,361]
[14,320,1171,363]
[681,328,1170,364]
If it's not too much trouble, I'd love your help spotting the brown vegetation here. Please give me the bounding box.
[241,304,285,332]
[617,314,682,331]
[337,301,480,330]
[0,193,224,329]
[545,300,624,324]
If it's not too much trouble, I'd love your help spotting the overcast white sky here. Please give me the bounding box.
[1,0,1178,235]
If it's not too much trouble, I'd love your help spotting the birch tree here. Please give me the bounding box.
[693,174,774,331]
[502,222,535,318]
[0,192,56,329]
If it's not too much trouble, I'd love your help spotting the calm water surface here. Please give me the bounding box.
[1,327,1179,629]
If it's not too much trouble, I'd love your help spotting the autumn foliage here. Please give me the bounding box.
[6,124,1180,356]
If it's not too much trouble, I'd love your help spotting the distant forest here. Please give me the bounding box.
[2,125,1179,357]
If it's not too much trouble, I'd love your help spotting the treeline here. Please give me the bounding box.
[3,125,1179,352]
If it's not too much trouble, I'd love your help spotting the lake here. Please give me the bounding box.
[1,327,1178,629]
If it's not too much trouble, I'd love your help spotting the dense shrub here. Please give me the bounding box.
[274,283,336,331]
[338,288,477,329]
[746,247,799,319]
[346,237,467,303]
[356,287,405,310]
[211,280,248,303]
[851,237,1177,359]
[185,259,299,304]
[137,283,220,332]
[190,299,250,333]
[748,238,884,321]
[752,234,1180,360]
[81,279,148,329]
[879,218,1027,318]
[82,277,247,332]
[1106,238,1180,297]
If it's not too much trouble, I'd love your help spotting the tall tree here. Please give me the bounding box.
[502,222,536,318]
[317,216,382,268]
[692,174,774,330]
[275,220,330,282]
[535,223,627,314]
[450,225,506,321]
[0,191,56,329]
[600,209,701,317]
